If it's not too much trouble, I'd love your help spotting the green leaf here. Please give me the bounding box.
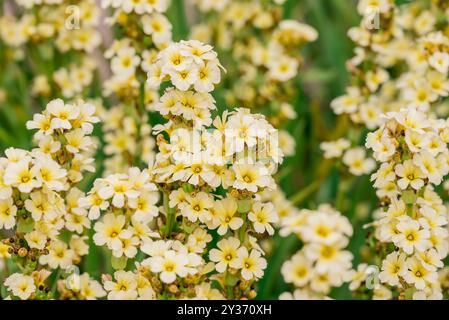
[111,256,128,270]
[225,272,240,287]
[16,219,34,233]
[167,0,189,41]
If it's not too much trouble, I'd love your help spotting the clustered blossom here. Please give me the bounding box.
[101,0,172,173]
[279,204,354,300]
[324,1,449,176]
[191,0,317,158]
[0,0,101,52]
[84,167,160,259]
[79,40,284,300]
[320,139,376,177]
[0,99,100,299]
[100,105,155,175]
[52,59,97,99]
[0,0,101,100]
[364,107,449,299]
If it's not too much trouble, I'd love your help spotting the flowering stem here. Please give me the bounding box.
[239,212,247,244]
[224,271,235,300]
[50,268,61,298]
[163,191,176,239]
[226,285,234,300]
[132,81,145,167]
[237,198,251,243]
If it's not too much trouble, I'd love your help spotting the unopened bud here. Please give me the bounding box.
[248,290,257,299]
[18,247,28,257]
[101,274,112,283]
[168,284,179,294]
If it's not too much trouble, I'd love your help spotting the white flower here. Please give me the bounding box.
[93,213,133,251]
[320,139,350,159]
[145,250,189,284]
[268,55,298,82]
[26,112,53,138]
[213,197,243,235]
[4,159,40,193]
[31,155,67,191]
[98,174,138,208]
[248,202,278,235]
[194,61,221,93]
[392,217,431,255]
[403,257,438,290]
[104,271,138,300]
[39,240,75,269]
[25,231,47,250]
[236,247,267,281]
[395,160,425,190]
[281,252,313,287]
[429,51,449,74]
[232,163,274,193]
[209,237,241,273]
[379,251,407,286]
[47,99,79,130]
[24,191,57,221]
[0,198,17,230]
[342,148,375,176]
[5,273,36,300]
[181,192,213,223]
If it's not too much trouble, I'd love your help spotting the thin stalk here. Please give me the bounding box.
[163,191,176,238]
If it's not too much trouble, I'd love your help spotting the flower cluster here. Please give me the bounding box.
[324,1,449,177]
[365,107,449,299]
[80,40,284,300]
[191,0,317,158]
[0,99,99,299]
[99,103,155,175]
[52,59,97,99]
[84,167,159,260]
[320,141,376,177]
[101,0,172,173]
[0,0,101,101]
[0,0,101,52]
[279,204,353,299]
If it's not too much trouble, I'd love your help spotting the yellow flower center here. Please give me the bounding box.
[406,233,415,241]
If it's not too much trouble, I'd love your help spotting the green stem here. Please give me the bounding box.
[257,235,297,299]
[239,212,247,243]
[226,285,234,300]
[50,268,62,298]
[163,192,176,238]
[132,81,145,167]
[289,179,321,205]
